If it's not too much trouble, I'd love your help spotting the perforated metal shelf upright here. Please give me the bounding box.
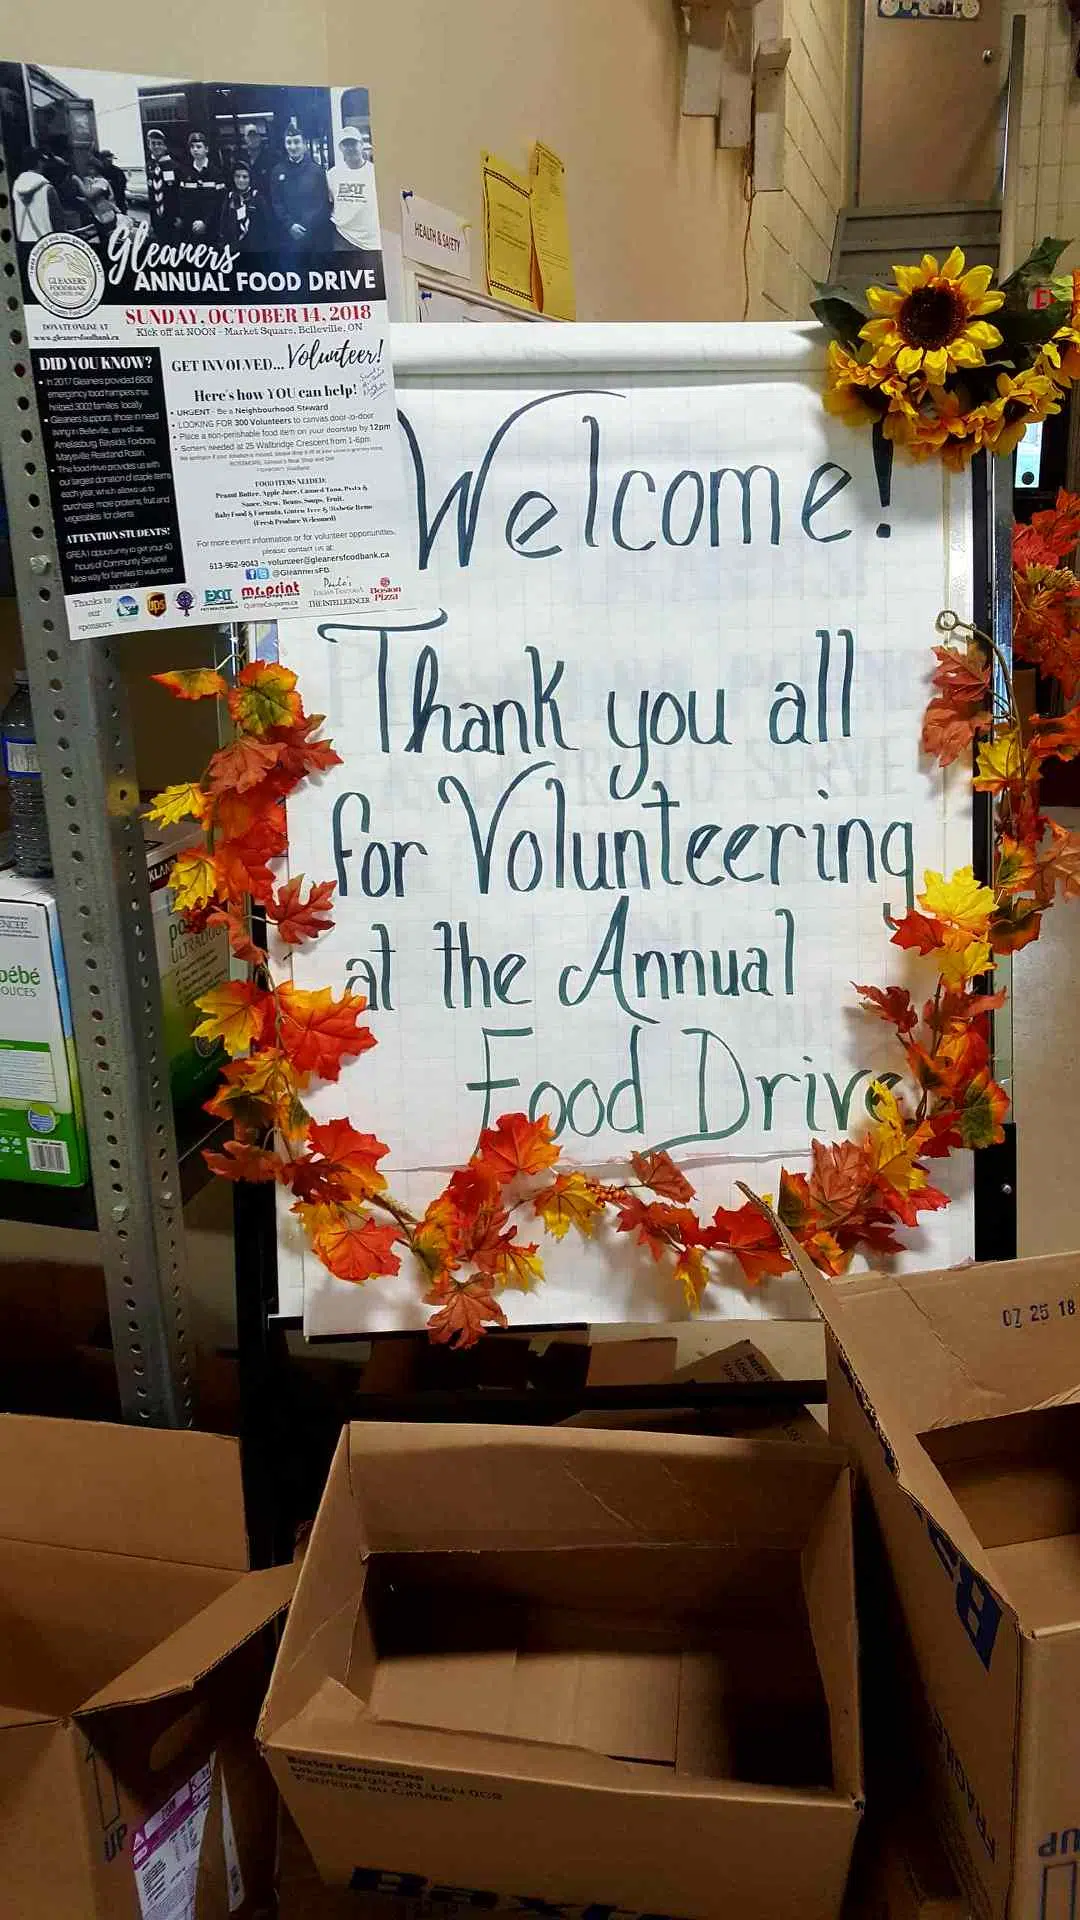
[0,143,196,1427]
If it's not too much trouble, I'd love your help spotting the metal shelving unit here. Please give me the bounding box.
[0,144,198,1428]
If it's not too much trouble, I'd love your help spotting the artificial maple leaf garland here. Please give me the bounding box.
[152,575,1074,1343]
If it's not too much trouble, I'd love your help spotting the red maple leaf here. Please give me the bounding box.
[267,876,337,945]
[854,982,918,1034]
[474,1112,560,1183]
[629,1148,695,1202]
[424,1276,508,1347]
[706,1203,790,1285]
[1031,710,1080,763]
[890,910,945,955]
[276,983,376,1081]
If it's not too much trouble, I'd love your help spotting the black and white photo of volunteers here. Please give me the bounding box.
[326,124,380,251]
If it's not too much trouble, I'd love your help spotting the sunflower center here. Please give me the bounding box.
[898,285,967,351]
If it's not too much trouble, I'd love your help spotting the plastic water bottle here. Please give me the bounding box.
[1,671,52,876]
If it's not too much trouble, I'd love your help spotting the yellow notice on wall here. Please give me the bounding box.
[529,141,575,320]
[481,153,536,312]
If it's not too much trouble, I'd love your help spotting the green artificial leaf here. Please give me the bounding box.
[810,294,869,349]
[999,236,1071,294]
[996,298,1071,347]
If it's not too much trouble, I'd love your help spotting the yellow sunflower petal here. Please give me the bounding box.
[861,317,899,343]
[866,286,903,314]
[969,289,1005,316]
[940,246,966,280]
[896,344,924,375]
[948,339,983,368]
[922,347,949,383]
[958,263,995,298]
[892,264,926,294]
[917,253,941,279]
[966,320,1003,349]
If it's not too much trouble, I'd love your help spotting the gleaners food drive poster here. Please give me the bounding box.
[276,330,976,1332]
[1,64,410,637]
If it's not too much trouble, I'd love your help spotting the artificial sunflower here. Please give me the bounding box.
[822,341,884,424]
[860,248,1004,385]
[989,367,1064,455]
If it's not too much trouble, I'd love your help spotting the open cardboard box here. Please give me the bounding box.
[0,1414,294,1919]
[778,1239,1080,1920]
[261,1423,862,1920]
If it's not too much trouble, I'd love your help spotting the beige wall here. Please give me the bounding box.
[1003,0,1080,275]
[750,0,852,318]
[6,0,749,322]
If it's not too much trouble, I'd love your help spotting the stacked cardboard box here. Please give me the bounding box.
[0,1414,293,1918]
[785,1242,1080,1920]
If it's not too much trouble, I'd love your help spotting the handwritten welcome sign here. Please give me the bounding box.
[278,324,976,1331]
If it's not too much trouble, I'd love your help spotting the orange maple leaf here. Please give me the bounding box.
[629,1148,695,1202]
[203,1139,281,1183]
[928,642,990,711]
[276,983,375,1081]
[305,1204,401,1283]
[921,700,986,767]
[776,1168,819,1235]
[206,907,267,967]
[614,1194,700,1262]
[226,661,302,736]
[204,737,285,798]
[295,1118,389,1203]
[269,712,343,781]
[533,1170,605,1240]
[203,1050,308,1136]
[192,980,272,1057]
[484,1238,544,1291]
[267,875,336,944]
[424,1276,508,1347]
[1039,820,1080,900]
[153,668,227,701]
[474,1111,560,1183]
[958,1069,1010,1148]
[413,1194,465,1279]
[707,1204,790,1285]
[808,1138,875,1222]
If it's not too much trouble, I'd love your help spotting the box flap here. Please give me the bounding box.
[0,1701,54,1730]
[344,1422,847,1553]
[0,1415,249,1570]
[77,1561,296,1715]
[767,1215,1078,1606]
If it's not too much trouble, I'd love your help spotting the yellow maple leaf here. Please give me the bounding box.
[937,933,994,986]
[973,730,1023,792]
[918,865,995,935]
[145,781,208,828]
[533,1170,605,1241]
[867,1081,930,1195]
[489,1241,544,1292]
[169,847,219,913]
[413,1195,461,1279]
[192,980,267,1057]
[674,1245,708,1311]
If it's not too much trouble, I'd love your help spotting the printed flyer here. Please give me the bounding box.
[0,64,412,637]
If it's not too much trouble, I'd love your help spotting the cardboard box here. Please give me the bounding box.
[784,1245,1080,1920]
[0,823,227,1187]
[0,1413,295,1918]
[564,1336,823,1441]
[844,1799,971,1919]
[261,1423,862,1920]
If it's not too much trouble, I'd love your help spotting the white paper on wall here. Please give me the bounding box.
[275,322,976,1332]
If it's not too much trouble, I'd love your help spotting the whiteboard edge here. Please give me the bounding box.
[389,320,828,377]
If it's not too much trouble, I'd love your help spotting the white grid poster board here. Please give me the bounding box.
[276,322,975,1333]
